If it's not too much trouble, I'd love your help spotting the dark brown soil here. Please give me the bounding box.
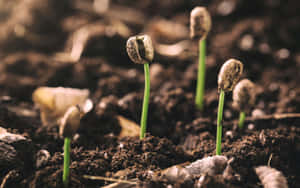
[0,0,300,187]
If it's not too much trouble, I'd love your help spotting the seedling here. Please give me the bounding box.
[190,7,212,110]
[216,59,243,155]
[59,106,81,188]
[126,34,154,139]
[232,79,256,129]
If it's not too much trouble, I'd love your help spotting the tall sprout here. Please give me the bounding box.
[216,59,243,155]
[126,34,154,139]
[190,7,212,110]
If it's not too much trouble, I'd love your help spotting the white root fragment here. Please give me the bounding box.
[232,79,256,112]
[185,155,228,176]
[255,166,288,188]
[32,87,93,126]
[218,58,244,92]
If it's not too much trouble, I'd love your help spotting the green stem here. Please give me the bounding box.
[216,90,225,155]
[238,111,246,129]
[195,39,206,110]
[63,137,71,188]
[140,63,150,139]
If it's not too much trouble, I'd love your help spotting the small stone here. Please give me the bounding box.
[239,34,254,51]
[248,123,255,130]
[252,109,265,117]
[276,48,290,60]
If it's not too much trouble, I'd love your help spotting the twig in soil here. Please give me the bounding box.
[0,170,17,188]
[232,79,256,129]
[223,113,300,126]
[126,34,154,139]
[83,175,137,185]
[190,7,212,111]
[216,59,244,155]
[268,153,273,167]
[60,106,81,188]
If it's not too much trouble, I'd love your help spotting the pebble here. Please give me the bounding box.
[252,109,266,117]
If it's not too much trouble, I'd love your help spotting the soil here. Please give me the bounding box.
[0,0,300,187]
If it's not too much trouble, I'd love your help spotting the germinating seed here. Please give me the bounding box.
[190,6,211,40]
[233,79,256,112]
[218,58,243,92]
[126,34,154,64]
[59,105,81,138]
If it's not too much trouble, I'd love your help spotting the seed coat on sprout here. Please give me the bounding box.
[218,58,244,92]
[59,105,81,138]
[190,7,212,40]
[126,35,154,64]
[233,79,256,128]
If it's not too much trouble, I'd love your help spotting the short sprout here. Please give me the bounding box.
[126,34,154,64]
[233,79,256,112]
[190,7,212,40]
[218,58,244,92]
[59,105,81,138]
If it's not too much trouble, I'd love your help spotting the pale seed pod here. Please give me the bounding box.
[185,155,228,176]
[190,7,212,40]
[232,79,256,112]
[126,34,154,64]
[255,166,288,188]
[59,105,81,138]
[218,59,244,92]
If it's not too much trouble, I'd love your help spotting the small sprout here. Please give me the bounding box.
[126,35,154,64]
[232,79,256,128]
[190,7,212,40]
[60,106,81,188]
[216,59,243,155]
[190,6,212,110]
[255,166,288,188]
[126,34,154,139]
[32,87,93,126]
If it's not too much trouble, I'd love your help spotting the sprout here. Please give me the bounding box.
[216,59,243,155]
[59,106,81,188]
[232,79,256,128]
[190,6,212,110]
[126,34,153,139]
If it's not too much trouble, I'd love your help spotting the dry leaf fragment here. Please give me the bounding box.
[32,87,93,126]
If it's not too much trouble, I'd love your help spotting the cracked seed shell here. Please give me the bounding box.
[126,34,154,64]
[218,59,244,92]
[190,6,212,40]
